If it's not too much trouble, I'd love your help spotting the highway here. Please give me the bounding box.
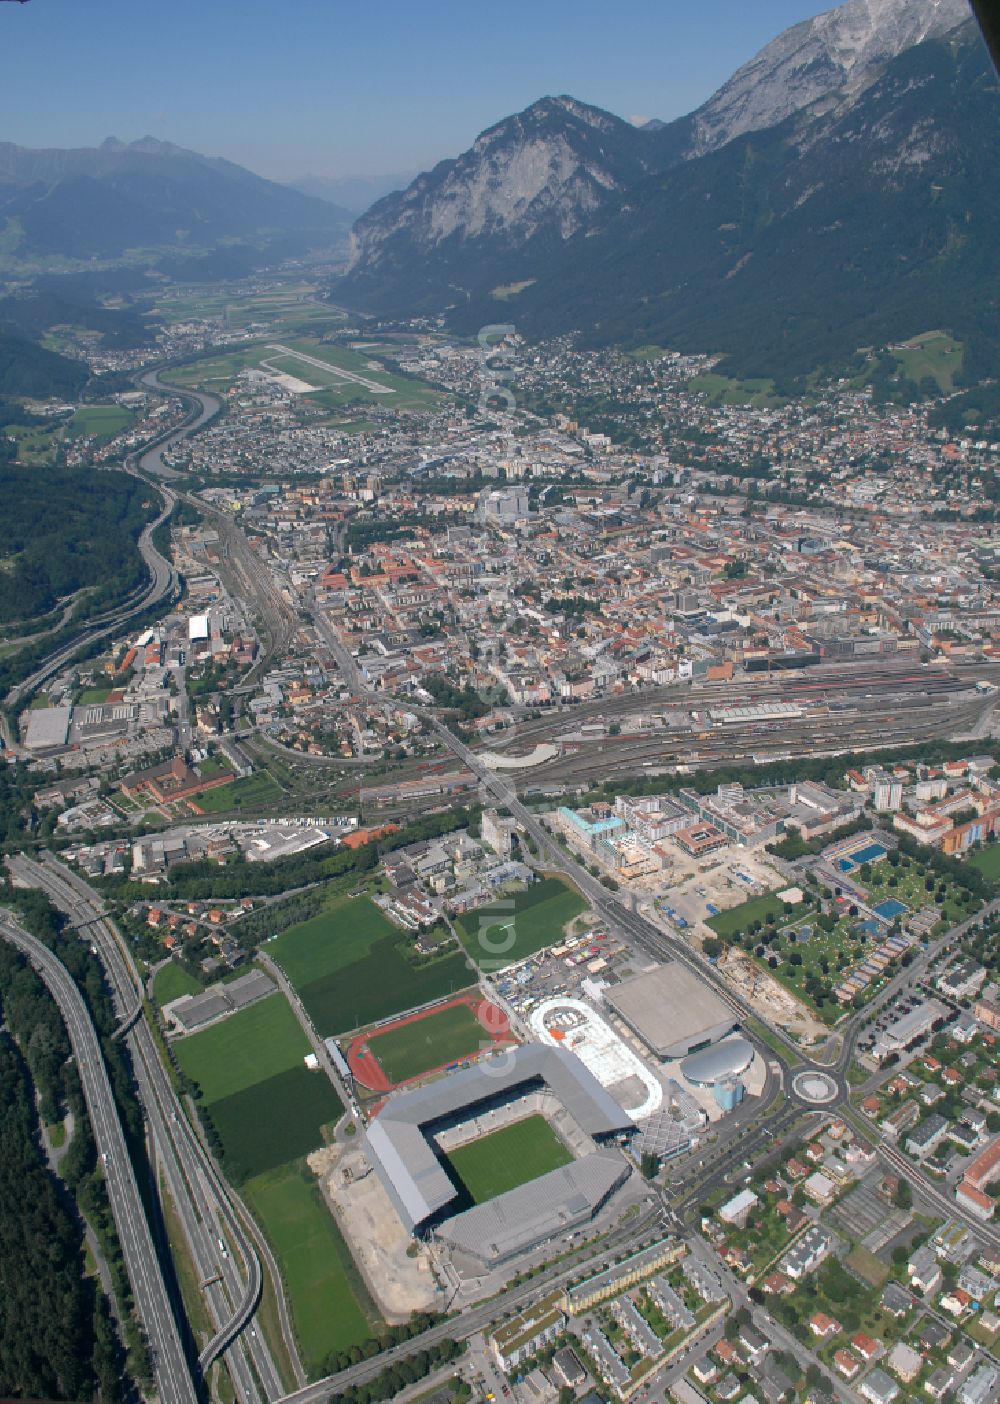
[8,853,295,1403]
[4,473,180,715]
[3,372,225,718]
[0,911,197,1404]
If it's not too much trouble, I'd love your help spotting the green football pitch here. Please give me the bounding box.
[369,1002,486,1084]
[445,1114,573,1203]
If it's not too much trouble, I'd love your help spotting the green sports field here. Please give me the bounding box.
[67,404,135,442]
[369,1002,486,1085]
[243,1165,373,1373]
[174,993,308,1103]
[207,1065,344,1181]
[174,990,365,1369]
[445,1115,573,1203]
[455,877,587,969]
[270,896,473,1034]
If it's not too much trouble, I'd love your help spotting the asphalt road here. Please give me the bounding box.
[9,853,292,1402]
[4,473,179,715]
[0,912,197,1404]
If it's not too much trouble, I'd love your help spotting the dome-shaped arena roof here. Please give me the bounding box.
[680,1035,754,1086]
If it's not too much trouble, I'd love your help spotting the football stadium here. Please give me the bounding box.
[362,1044,633,1267]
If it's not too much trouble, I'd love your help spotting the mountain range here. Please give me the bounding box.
[286,171,419,215]
[333,0,998,386]
[0,136,352,265]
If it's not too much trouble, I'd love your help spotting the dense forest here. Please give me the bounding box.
[0,887,151,1392]
[0,1030,102,1400]
[0,464,156,624]
[0,327,89,399]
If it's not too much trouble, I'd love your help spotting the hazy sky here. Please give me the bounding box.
[3,0,835,180]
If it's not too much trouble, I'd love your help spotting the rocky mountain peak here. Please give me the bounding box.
[688,0,970,154]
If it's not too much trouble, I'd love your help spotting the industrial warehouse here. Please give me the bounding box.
[362,1044,635,1266]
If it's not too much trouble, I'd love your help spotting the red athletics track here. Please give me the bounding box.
[348,992,513,1093]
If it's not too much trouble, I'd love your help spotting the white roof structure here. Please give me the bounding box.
[529,996,663,1121]
[680,1036,754,1086]
[719,1188,759,1223]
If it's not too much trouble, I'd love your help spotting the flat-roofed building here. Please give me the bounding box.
[603,962,737,1060]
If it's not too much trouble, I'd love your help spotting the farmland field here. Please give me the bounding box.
[445,1115,572,1204]
[455,877,588,968]
[369,1002,486,1084]
[270,895,473,1034]
[244,1165,372,1373]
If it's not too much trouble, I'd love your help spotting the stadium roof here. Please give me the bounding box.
[363,1043,632,1232]
[680,1036,754,1086]
[435,1149,629,1264]
[602,963,735,1060]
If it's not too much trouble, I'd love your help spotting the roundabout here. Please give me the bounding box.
[791,1069,841,1105]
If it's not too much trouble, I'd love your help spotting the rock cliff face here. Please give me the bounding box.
[332,0,997,386]
[346,96,655,271]
[686,0,969,155]
[341,0,971,303]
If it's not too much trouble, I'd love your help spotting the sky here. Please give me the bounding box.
[2,0,835,181]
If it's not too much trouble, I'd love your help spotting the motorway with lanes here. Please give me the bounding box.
[7,852,294,1402]
[0,911,198,1404]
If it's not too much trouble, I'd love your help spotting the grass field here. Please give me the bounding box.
[152,962,203,1006]
[176,994,341,1180]
[176,987,367,1370]
[892,330,963,393]
[445,1115,572,1204]
[194,771,283,813]
[271,896,473,1035]
[208,1065,343,1180]
[707,891,788,939]
[67,405,134,442]
[687,371,787,408]
[76,685,114,704]
[243,1164,372,1373]
[456,877,588,969]
[174,993,308,1103]
[967,845,1000,882]
[370,1002,486,1084]
[166,334,443,412]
